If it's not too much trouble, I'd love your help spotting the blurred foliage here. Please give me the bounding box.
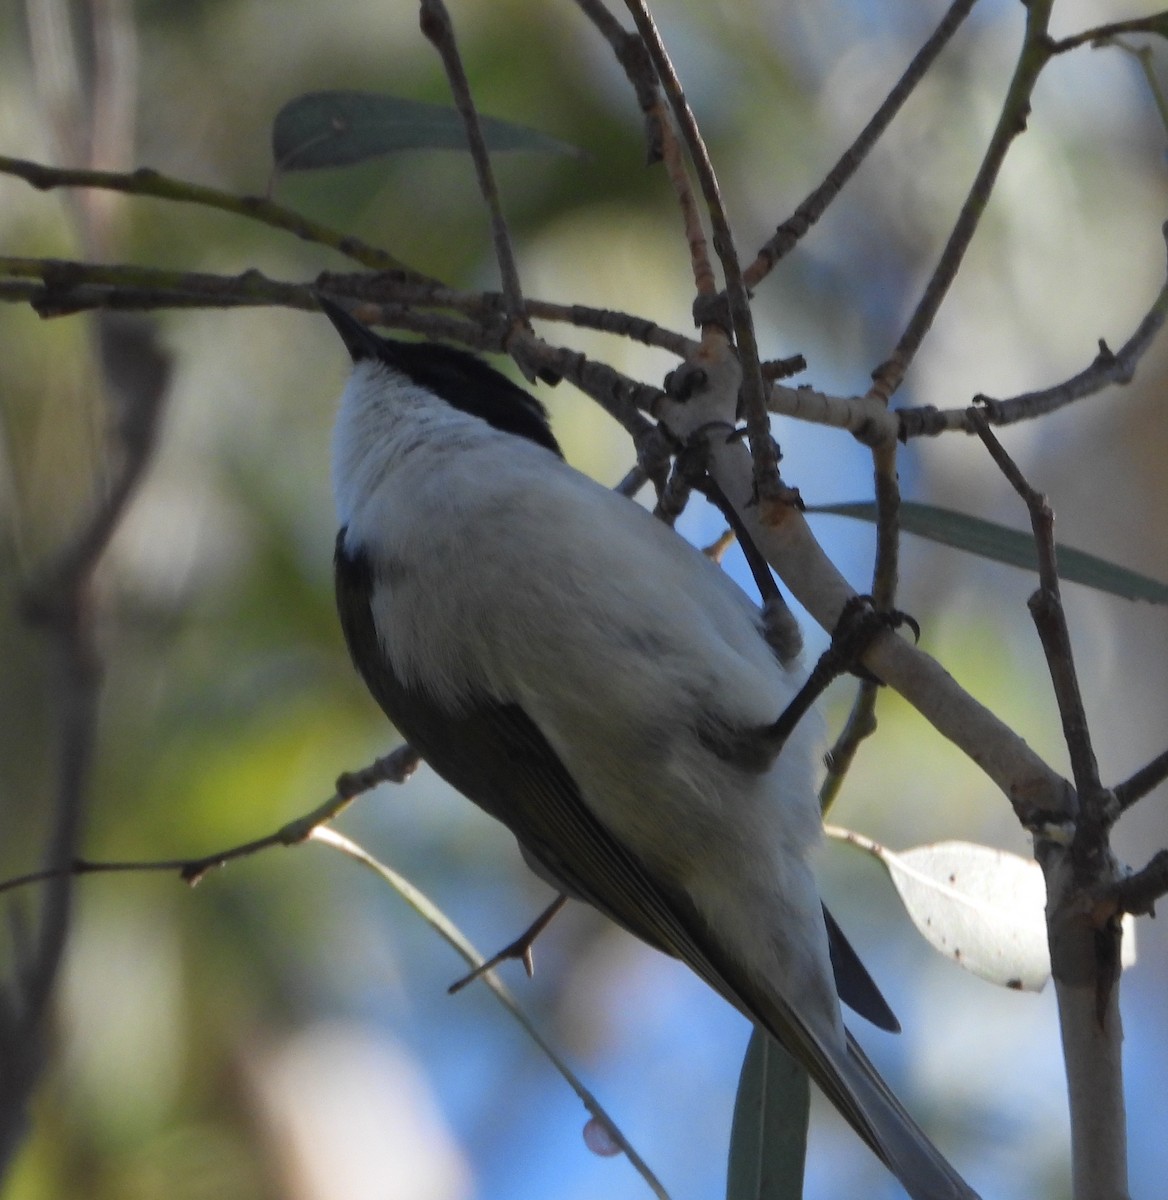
[1,2,1168,1199]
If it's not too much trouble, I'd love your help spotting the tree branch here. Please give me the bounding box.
[622,0,782,501]
[699,429,1072,824]
[1112,746,1168,815]
[0,748,420,898]
[971,413,1129,1200]
[870,1,1056,401]
[419,0,528,331]
[743,0,979,286]
[899,223,1168,439]
[1105,850,1168,918]
[1050,15,1168,55]
[0,315,170,1176]
[0,155,426,275]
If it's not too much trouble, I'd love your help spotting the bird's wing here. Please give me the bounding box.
[336,534,976,1198]
[823,905,900,1033]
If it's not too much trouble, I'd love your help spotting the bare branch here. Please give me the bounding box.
[0,155,425,275]
[0,748,420,899]
[819,680,881,815]
[971,413,1131,1200]
[970,415,1103,805]
[768,379,900,440]
[509,330,660,442]
[1113,746,1168,815]
[576,0,717,297]
[869,439,903,609]
[419,0,527,331]
[621,1,781,501]
[1047,856,1130,1200]
[1105,850,1168,917]
[900,224,1168,439]
[696,429,1072,823]
[743,0,979,287]
[870,2,1056,401]
[571,0,661,151]
[1050,15,1168,55]
[2,254,697,360]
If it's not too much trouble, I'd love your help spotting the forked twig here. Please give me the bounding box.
[621,0,781,498]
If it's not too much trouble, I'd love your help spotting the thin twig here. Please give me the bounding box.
[311,827,671,1200]
[869,439,902,612]
[696,420,1073,828]
[509,330,661,441]
[970,415,1102,805]
[1,256,313,315]
[1049,16,1168,55]
[0,255,666,439]
[571,0,662,156]
[1112,747,1168,816]
[760,354,807,382]
[657,106,717,300]
[743,0,979,287]
[765,380,900,440]
[0,748,420,899]
[900,226,1168,438]
[419,0,528,331]
[869,1,1055,402]
[819,680,881,816]
[580,0,716,299]
[0,155,424,275]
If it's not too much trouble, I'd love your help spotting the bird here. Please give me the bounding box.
[320,295,979,1200]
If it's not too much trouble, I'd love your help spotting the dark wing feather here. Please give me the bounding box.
[823,905,900,1032]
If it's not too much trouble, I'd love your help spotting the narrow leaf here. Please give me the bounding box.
[272,90,580,172]
[726,1028,809,1200]
[827,830,1136,990]
[808,501,1168,604]
[309,827,670,1199]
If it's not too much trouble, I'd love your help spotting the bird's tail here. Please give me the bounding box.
[806,1029,980,1200]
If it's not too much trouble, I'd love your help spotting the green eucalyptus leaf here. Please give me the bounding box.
[726,1029,809,1200]
[272,90,580,172]
[808,501,1168,604]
